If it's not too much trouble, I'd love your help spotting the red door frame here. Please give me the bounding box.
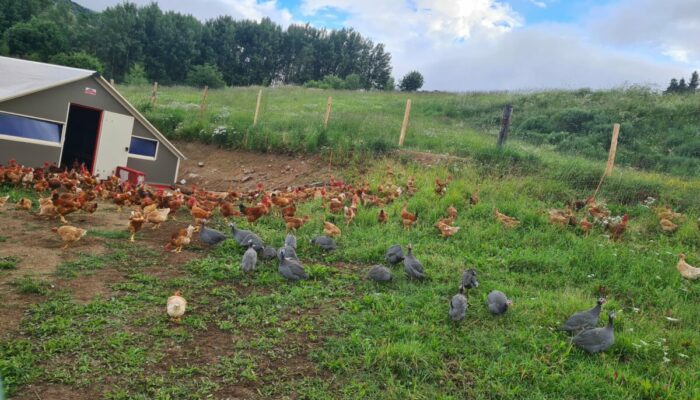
[64,103,103,174]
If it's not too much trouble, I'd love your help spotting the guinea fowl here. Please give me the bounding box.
[199,220,226,246]
[229,223,264,251]
[385,245,405,265]
[561,297,607,335]
[261,246,278,262]
[460,269,479,301]
[278,249,309,281]
[487,290,512,315]
[241,240,258,273]
[311,235,337,251]
[277,245,299,261]
[449,285,468,322]
[284,233,297,249]
[367,265,392,282]
[572,312,616,353]
[403,244,426,280]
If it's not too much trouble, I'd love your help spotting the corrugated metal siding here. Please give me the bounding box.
[0,77,179,183]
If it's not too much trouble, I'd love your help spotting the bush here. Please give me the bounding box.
[124,63,148,85]
[49,51,103,73]
[554,108,595,133]
[343,73,363,90]
[399,71,424,92]
[186,64,226,89]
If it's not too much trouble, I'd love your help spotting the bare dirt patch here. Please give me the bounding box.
[174,140,337,191]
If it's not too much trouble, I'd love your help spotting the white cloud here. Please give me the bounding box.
[420,25,686,91]
[528,0,547,8]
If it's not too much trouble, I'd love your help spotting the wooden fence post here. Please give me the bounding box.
[324,96,333,128]
[398,99,412,146]
[149,81,158,106]
[497,104,513,148]
[593,123,621,198]
[253,89,263,126]
[199,85,209,118]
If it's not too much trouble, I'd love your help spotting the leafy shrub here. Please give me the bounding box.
[186,64,226,89]
[49,51,103,73]
[124,63,148,85]
[399,71,424,91]
[343,73,363,90]
[554,108,595,133]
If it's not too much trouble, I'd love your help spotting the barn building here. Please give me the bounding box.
[0,56,185,185]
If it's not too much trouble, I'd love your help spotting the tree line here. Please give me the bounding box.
[0,0,395,90]
[664,71,698,95]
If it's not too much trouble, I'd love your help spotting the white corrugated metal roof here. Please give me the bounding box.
[0,56,94,102]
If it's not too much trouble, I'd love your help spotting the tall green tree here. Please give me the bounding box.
[689,71,699,92]
[93,2,145,81]
[399,71,424,92]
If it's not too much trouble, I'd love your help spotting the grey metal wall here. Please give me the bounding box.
[0,76,180,184]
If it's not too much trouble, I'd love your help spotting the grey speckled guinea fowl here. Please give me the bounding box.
[284,233,297,249]
[449,285,468,321]
[311,235,337,251]
[367,265,392,282]
[562,297,606,335]
[261,246,277,262]
[229,223,253,245]
[277,245,299,261]
[198,220,226,246]
[460,269,479,291]
[487,290,512,315]
[241,241,258,273]
[241,233,264,251]
[572,312,616,353]
[385,245,404,265]
[403,244,426,280]
[278,249,309,281]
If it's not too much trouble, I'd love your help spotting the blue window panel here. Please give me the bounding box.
[0,112,62,143]
[129,136,157,157]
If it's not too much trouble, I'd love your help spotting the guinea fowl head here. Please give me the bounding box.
[458,285,465,295]
[607,312,616,325]
[407,243,413,253]
[597,297,607,306]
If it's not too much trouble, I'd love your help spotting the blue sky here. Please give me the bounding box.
[79,0,700,91]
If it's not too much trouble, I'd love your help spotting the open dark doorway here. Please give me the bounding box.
[60,104,102,172]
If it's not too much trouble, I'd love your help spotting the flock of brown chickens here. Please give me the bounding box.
[1,159,699,282]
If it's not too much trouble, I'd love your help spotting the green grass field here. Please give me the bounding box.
[121,85,700,177]
[1,86,700,399]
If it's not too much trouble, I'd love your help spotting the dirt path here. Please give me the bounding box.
[174,140,337,191]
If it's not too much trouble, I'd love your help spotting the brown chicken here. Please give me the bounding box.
[219,201,240,221]
[239,197,271,223]
[587,198,611,220]
[446,205,458,220]
[16,197,32,211]
[579,218,593,235]
[470,188,480,206]
[81,201,98,215]
[606,214,629,241]
[165,225,195,253]
[435,176,452,197]
[344,206,356,226]
[436,220,460,238]
[329,198,344,214]
[52,225,87,249]
[400,203,418,230]
[191,204,213,230]
[659,218,678,233]
[494,208,520,229]
[271,192,293,208]
[548,208,575,227]
[378,209,388,224]
[143,203,159,215]
[655,206,684,222]
[128,211,146,242]
[284,215,310,231]
[146,208,170,229]
[324,221,342,237]
[281,203,296,218]
[37,197,57,218]
[676,253,700,280]
[112,192,132,212]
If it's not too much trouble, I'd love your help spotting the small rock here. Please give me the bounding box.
[285,165,291,171]
[179,179,187,185]
[187,173,199,179]
[243,168,254,174]
[241,175,252,182]
[197,161,205,167]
